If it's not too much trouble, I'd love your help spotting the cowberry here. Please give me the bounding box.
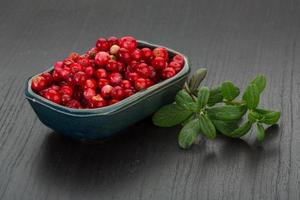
[108,36,119,46]
[60,85,73,96]
[73,71,87,85]
[127,72,139,82]
[31,76,47,92]
[109,99,119,105]
[70,63,83,74]
[152,57,167,70]
[43,89,61,104]
[54,61,64,71]
[63,58,74,67]
[117,61,125,73]
[111,86,125,100]
[117,48,131,63]
[96,68,108,79]
[61,94,72,105]
[134,78,147,91]
[87,47,98,59]
[108,72,122,85]
[83,79,97,90]
[68,52,80,61]
[77,57,90,67]
[106,60,118,72]
[141,48,154,62]
[66,99,81,108]
[153,47,169,61]
[172,54,184,66]
[41,72,53,85]
[89,95,107,108]
[101,85,113,98]
[124,88,135,97]
[145,79,154,87]
[119,36,137,53]
[136,63,152,78]
[131,49,142,61]
[96,38,110,51]
[162,67,176,79]
[58,69,71,80]
[120,80,131,89]
[97,78,110,89]
[83,88,96,100]
[169,61,182,72]
[95,51,110,67]
[84,66,95,78]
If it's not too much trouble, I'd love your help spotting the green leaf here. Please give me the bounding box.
[254,108,274,114]
[198,114,216,139]
[248,110,263,123]
[260,111,281,125]
[242,83,260,109]
[188,68,207,93]
[207,87,223,106]
[175,90,197,111]
[197,87,210,109]
[207,105,248,121]
[221,81,240,101]
[228,121,253,138]
[181,114,195,126]
[251,75,266,93]
[178,118,201,149]
[152,104,193,127]
[256,123,265,141]
[212,120,239,136]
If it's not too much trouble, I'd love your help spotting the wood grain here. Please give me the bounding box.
[0,0,299,199]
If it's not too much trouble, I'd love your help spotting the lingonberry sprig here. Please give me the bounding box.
[152,68,281,149]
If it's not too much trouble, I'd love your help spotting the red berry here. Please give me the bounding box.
[141,48,154,62]
[153,47,169,61]
[127,60,139,72]
[169,61,183,72]
[50,85,60,91]
[89,94,107,108]
[60,85,73,96]
[117,61,125,73]
[111,86,125,100]
[85,66,95,78]
[173,54,184,66]
[83,79,97,90]
[136,63,152,78]
[97,78,110,89]
[73,71,87,85]
[66,99,81,108]
[134,78,147,91]
[54,61,64,71]
[87,47,98,59]
[43,89,61,104]
[52,70,61,82]
[120,80,131,89]
[108,36,119,46]
[152,57,167,70]
[108,72,122,85]
[117,48,131,63]
[83,88,96,100]
[68,52,80,61]
[101,85,113,98]
[63,58,74,67]
[131,49,142,61]
[119,36,137,53]
[162,67,176,79]
[127,72,139,82]
[77,57,90,67]
[109,99,119,105]
[61,94,72,105]
[145,79,154,87]
[95,51,110,67]
[96,68,108,79]
[41,72,53,85]
[106,60,118,72]
[73,87,83,101]
[31,76,47,92]
[70,63,83,74]
[96,38,110,51]
[58,69,71,80]
[124,88,135,97]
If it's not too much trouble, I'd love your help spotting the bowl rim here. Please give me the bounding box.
[25,40,190,117]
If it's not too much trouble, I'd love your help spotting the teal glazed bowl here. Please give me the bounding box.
[25,40,190,140]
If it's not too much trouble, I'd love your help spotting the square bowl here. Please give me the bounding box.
[25,40,190,141]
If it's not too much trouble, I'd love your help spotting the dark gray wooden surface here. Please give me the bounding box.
[0,0,299,199]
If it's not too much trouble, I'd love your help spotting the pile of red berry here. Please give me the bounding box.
[31,36,185,109]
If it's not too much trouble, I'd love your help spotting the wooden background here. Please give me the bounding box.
[0,0,299,199]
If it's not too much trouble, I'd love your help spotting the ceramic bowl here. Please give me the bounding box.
[25,40,190,140]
